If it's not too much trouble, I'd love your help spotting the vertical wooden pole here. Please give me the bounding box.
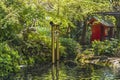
[80,21,87,44]
[56,25,59,61]
[50,21,60,63]
[52,26,55,64]
[50,22,55,64]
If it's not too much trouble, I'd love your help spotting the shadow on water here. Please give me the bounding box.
[1,61,120,80]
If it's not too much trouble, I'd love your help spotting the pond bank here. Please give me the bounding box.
[76,54,120,70]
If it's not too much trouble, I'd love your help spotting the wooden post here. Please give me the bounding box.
[50,21,60,63]
[80,21,87,44]
[50,21,55,64]
[56,25,59,61]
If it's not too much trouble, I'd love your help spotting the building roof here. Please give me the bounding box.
[92,16,114,27]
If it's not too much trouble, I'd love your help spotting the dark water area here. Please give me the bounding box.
[1,62,120,80]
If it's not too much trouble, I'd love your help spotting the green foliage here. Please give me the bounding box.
[60,38,82,58]
[26,27,67,63]
[0,42,20,77]
[92,39,119,56]
[114,40,120,57]
[82,48,94,55]
[0,0,47,42]
[41,0,111,37]
[19,32,51,64]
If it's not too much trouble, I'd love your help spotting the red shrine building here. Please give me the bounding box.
[89,17,114,42]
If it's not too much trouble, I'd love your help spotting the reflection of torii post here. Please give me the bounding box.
[50,21,60,64]
[51,61,59,80]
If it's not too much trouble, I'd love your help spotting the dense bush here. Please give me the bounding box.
[114,46,120,57]
[17,27,52,64]
[0,42,20,77]
[60,38,82,59]
[92,39,120,56]
[7,27,66,65]
[21,27,67,64]
[76,39,120,62]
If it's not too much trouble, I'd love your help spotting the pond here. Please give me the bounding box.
[1,61,120,80]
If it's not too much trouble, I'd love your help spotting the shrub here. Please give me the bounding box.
[82,48,94,55]
[91,39,119,56]
[0,42,20,77]
[23,27,68,63]
[60,38,82,59]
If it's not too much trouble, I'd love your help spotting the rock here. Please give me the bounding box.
[109,59,120,70]
[77,54,120,72]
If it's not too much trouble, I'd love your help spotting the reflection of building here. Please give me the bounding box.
[89,17,114,42]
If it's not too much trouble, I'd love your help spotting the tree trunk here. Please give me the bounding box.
[80,20,87,45]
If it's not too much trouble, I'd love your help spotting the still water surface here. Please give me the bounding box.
[2,62,120,80]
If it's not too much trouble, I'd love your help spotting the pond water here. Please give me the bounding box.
[1,62,120,80]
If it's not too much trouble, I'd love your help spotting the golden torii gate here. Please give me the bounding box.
[50,21,60,64]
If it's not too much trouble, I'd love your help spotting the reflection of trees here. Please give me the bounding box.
[5,63,117,80]
[7,64,52,80]
[62,63,93,79]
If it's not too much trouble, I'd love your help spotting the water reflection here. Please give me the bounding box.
[51,61,59,80]
[1,62,120,80]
